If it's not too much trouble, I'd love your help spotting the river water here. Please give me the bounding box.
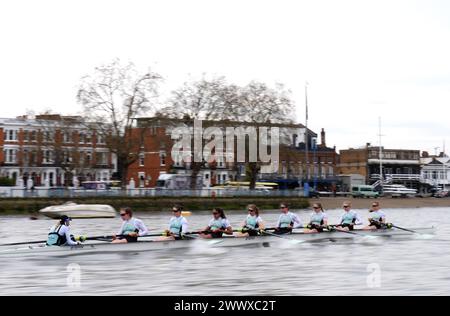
[0,206,449,296]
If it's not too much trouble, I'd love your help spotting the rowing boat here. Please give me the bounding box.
[0,227,435,257]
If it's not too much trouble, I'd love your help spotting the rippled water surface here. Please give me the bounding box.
[1,207,449,295]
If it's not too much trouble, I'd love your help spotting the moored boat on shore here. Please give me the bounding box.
[38,202,116,219]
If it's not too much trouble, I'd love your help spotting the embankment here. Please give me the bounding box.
[0,196,310,214]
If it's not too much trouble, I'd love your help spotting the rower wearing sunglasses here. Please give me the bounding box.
[274,203,302,235]
[237,204,265,237]
[304,203,329,233]
[335,202,363,231]
[159,204,189,240]
[199,208,233,239]
[112,207,148,243]
[363,201,389,230]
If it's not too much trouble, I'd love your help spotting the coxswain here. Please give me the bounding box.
[46,215,79,246]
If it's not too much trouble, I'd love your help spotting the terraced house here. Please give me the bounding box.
[0,114,115,187]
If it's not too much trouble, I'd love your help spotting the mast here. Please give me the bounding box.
[378,117,383,185]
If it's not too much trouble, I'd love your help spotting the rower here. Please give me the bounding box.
[46,215,79,247]
[236,204,265,237]
[304,203,328,233]
[335,202,363,231]
[159,204,189,241]
[199,208,233,239]
[363,201,390,230]
[112,207,149,243]
[274,202,302,235]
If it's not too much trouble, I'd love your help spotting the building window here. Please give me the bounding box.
[42,150,53,164]
[85,152,92,165]
[63,151,72,164]
[79,132,85,144]
[85,133,92,144]
[139,153,145,167]
[96,134,105,144]
[328,166,334,176]
[44,131,54,143]
[97,152,108,165]
[4,130,18,141]
[63,132,73,143]
[30,131,37,142]
[4,149,17,163]
[160,152,166,166]
[205,174,209,179]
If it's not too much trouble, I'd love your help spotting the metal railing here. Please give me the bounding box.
[0,187,308,198]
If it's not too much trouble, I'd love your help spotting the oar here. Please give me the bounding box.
[176,232,225,245]
[251,227,305,244]
[389,224,434,238]
[0,240,49,247]
[0,232,168,247]
[84,232,167,241]
[328,225,378,240]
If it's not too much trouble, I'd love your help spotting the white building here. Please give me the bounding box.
[420,156,450,188]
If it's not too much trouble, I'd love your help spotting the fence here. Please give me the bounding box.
[0,187,307,198]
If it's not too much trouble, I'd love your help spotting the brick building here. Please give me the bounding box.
[337,143,421,186]
[126,116,339,189]
[0,115,115,186]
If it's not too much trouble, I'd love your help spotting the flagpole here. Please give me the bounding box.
[443,140,446,191]
[305,82,309,181]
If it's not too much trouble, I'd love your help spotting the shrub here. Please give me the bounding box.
[0,177,15,186]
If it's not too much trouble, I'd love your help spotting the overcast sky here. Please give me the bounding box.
[1,0,449,154]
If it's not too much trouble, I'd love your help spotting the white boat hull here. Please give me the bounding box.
[0,227,436,257]
[39,203,116,219]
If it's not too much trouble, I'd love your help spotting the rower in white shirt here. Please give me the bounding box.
[112,207,148,243]
[335,202,363,231]
[363,201,390,230]
[236,204,265,237]
[304,203,329,233]
[274,202,302,235]
[199,208,233,239]
[158,204,189,241]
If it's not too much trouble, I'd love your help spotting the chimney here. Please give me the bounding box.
[320,128,326,147]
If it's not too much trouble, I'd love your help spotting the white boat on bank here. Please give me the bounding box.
[38,202,116,219]
[0,227,435,257]
[382,185,417,197]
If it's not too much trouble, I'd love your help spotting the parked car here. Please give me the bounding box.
[351,185,380,198]
[433,190,449,198]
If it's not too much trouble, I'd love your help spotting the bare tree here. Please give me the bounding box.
[161,77,295,189]
[77,59,162,188]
